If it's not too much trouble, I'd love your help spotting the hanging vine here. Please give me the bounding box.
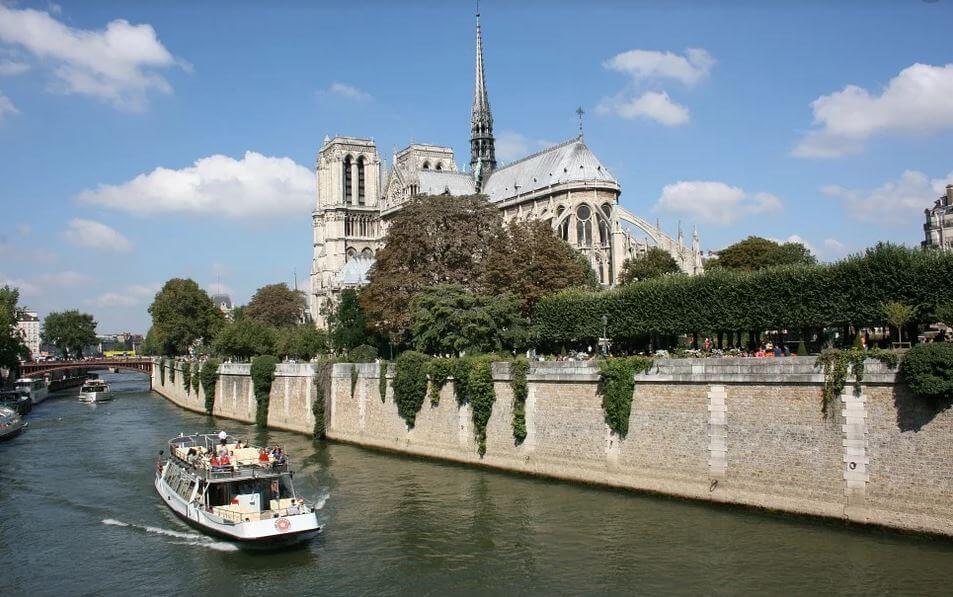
[169,359,176,384]
[158,359,166,385]
[597,356,653,437]
[181,362,191,394]
[312,359,335,439]
[250,355,278,427]
[350,365,359,398]
[199,358,220,415]
[510,358,529,444]
[467,356,496,457]
[191,365,200,394]
[393,351,430,428]
[816,348,900,417]
[378,361,389,402]
[427,358,455,406]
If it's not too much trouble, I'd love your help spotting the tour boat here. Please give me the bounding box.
[78,380,112,403]
[0,407,27,441]
[14,377,48,405]
[154,432,322,548]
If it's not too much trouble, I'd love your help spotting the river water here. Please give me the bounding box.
[2,372,952,596]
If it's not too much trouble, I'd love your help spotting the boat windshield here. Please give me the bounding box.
[205,475,296,509]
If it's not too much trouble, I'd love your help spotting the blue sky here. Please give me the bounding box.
[1,0,952,333]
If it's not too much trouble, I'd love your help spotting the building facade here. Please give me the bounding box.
[924,185,953,250]
[15,309,40,358]
[310,13,704,326]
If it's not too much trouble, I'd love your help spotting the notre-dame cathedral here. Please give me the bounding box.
[310,12,703,326]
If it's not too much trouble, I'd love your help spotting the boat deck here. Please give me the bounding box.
[168,433,289,481]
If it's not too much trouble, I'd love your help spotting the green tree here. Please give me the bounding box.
[212,318,276,360]
[42,310,98,357]
[148,279,224,355]
[246,283,305,327]
[619,247,681,284]
[275,325,328,360]
[0,286,29,378]
[140,326,162,356]
[328,289,370,351]
[707,236,816,271]
[361,194,501,334]
[481,220,598,313]
[883,301,917,345]
[409,284,528,355]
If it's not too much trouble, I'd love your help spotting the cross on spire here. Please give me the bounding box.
[576,106,585,138]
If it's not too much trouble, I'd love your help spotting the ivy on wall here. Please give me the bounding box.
[199,358,221,415]
[427,358,455,406]
[350,365,359,398]
[466,356,496,457]
[251,355,278,427]
[181,362,191,394]
[378,362,389,403]
[816,348,899,417]
[312,359,335,440]
[169,359,176,384]
[597,357,653,437]
[510,358,529,444]
[393,351,430,427]
[158,359,166,385]
[191,366,200,394]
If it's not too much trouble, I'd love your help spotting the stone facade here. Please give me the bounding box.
[152,357,953,537]
[923,184,953,250]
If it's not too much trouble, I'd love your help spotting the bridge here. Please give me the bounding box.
[20,357,154,378]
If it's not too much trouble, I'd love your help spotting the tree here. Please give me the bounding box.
[0,286,28,378]
[246,283,305,327]
[361,194,501,334]
[212,318,276,360]
[275,325,328,360]
[883,301,916,345]
[42,310,98,357]
[481,220,598,313]
[619,247,681,284]
[140,326,162,356]
[409,284,528,355]
[328,289,370,351]
[148,278,225,355]
[707,236,816,271]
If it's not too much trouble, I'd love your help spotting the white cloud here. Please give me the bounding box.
[823,238,850,259]
[0,59,29,76]
[77,151,314,219]
[327,82,371,101]
[821,169,953,225]
[63,218,133,252]
[16,223,31,237]
[597,91,689,126]
[604,48,714,85]
[655,181,783,225]
[793,63,953,158]
[1,270,90,297]
[208,281,233,296]
[495,131,556,163]
[782,234,816,256]
[90,283,159,308]
[0,90,18,121]
[0,5,181,111]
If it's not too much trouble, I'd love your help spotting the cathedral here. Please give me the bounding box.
[309,13,703,326]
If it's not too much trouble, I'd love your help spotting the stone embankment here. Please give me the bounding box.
[152,357,953,537]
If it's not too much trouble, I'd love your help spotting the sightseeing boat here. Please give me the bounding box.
[78,379,112,403]
[155,432,322,548]
[14,377,48,405]
[0,407,27,441]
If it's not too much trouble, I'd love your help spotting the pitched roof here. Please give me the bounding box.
[417,170,477,196]
[481,138,618,203]
[337,257,373,286]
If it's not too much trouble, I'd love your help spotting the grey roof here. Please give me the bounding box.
[481,138,618,203]
[417,170,477,196]
[210,294,232,309]
[338,257,373,286]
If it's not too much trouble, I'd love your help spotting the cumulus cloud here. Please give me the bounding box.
[495,131,557,163]
[655,181,782,225]
[597,91,689,126]
[0,5,181,111]
[327,82,371,101]
[63,218,133,252]
[603,48,714,85]
[823,238,850,259]
[821,169,953,225]
[1,270,90,297]
[77,151,315,219]
[0,59,29,76]
[90,283,159,308]
[793,63,953,158]
[0,90,18,121]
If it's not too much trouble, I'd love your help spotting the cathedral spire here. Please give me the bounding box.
[470,8,495,190]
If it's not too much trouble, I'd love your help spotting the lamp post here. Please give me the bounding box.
[600,313,609,356]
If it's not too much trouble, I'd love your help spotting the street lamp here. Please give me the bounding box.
[600,313,609,356]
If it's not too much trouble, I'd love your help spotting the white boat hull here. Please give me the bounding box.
[79,391,112,403]
[30,386,49,405]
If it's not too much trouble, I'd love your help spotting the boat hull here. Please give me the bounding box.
[79,391,112,403]
[0,421,27,441]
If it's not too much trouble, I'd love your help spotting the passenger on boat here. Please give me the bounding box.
[258,447,270,463]
[272,448,287,468]
[187,448,199,465]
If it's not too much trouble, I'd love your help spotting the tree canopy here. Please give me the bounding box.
[619,247,681,284]
[328,289,371,351]
[360,194,501,334]
[212,318,276,360]
[0,286,28,374]
[148,278,224,355]
[275,325,327,360]
[42,310,97,357]
[480,220,598,313]
[246,283,305,327]
[707,236,816,271]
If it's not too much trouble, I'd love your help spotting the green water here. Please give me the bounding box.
[2,372,952,596]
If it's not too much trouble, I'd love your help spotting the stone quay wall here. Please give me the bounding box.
[152,357,953,537]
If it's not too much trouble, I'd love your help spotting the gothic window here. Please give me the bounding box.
[357,156,366,205]
[422,161,431,170]
[361,248,373,259]
[597,258,605,284]
[599,218,609,245]
[576,204,592,247]
[343,156,353,204]
[346,248,356,262]
[602,203,612,218]
[435,162,443,171]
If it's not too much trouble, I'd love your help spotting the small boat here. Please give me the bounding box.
[0,407,27,441]
[78,380,112,403]
[0,390,32,415]
[14,377,48,405]
[155,433,322,548]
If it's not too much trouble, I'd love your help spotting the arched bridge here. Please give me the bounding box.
[20,358,154,378]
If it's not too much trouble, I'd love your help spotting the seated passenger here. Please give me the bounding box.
[258,448,270,463]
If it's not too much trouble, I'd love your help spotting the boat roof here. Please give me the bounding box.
[167,433,291,482]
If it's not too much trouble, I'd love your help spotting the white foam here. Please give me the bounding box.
[102,518,238,552]
[314,492,330,510]
[101,518,129,527]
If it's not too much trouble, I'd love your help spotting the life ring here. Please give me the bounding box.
[274,517,291,532]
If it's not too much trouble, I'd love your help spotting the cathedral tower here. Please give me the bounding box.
[470,10,496,191]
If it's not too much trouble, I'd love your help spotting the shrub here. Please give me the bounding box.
[598,357,653,437]
[250,355,279,427]
[900,343,953,404]
[181,362,191,394]
[510,358,529,444]
[349,344,378,363]
[200,358,221,415]
[393,351,430,427]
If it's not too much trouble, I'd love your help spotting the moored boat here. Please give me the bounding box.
[0,407,27,441]
[78,380,112,403]
[154,432,322,549]
[14,377,48,405]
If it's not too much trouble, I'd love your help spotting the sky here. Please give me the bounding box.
[1,0,952,334]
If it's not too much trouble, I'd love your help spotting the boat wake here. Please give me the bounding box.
[314,491,330,510]
[102,518,239,552]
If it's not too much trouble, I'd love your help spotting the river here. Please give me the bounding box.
[2,372,952,596]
